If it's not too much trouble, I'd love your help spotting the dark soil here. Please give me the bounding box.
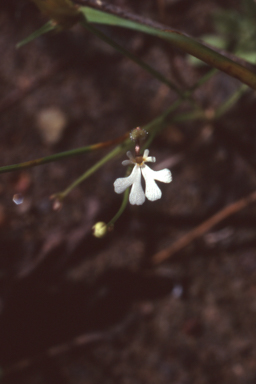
[1,1,256,383]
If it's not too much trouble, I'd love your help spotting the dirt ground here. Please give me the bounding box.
[1,0,256,383]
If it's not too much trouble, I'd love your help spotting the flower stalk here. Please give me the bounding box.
[0,133,128,175]
[51,142,129,202]
[92,172,130,238]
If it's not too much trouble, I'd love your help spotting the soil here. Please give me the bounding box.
[1,1,256,383]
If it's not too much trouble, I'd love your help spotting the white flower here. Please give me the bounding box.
[114,149,172,205]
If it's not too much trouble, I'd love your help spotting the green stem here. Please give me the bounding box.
[143,69,218,145]
[214,84,248,119]
[107,186,130,227]
[81,20,181,96]
[172,109,205,122]
[188,68,218,92]
[60,143,128,198]
[172,83,248,123]
[0,134,128,175]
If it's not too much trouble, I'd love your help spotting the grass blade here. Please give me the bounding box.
[16,21,55,48]
[80,6,256,90]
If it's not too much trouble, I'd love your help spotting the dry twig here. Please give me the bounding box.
[152,190,256,265]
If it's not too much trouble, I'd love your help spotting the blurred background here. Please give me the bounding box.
[1,0,256,383]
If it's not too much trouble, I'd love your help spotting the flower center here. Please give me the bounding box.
[135,155,144,165]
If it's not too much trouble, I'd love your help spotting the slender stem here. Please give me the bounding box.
[59,143,129,198]
[214,84,248,119]
[172,109,205,123]
[107,187,130,227]
[188,68,218,92]
[143,69,218,146]
[172,83,248,123]
[0,133,128,175]
[81,20,181,95]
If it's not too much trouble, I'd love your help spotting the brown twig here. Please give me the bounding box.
[152,190,256,265]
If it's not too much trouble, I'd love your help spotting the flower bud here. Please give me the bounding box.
[92,222,108,238]
[130,127,148,142]
[50,193,63,211]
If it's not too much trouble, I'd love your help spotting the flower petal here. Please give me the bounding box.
[143,149,149,158]
[153,168,172,183]
[143,149,156,163]
[129,167,145,205]
[126,151,134,161]
[114,165,138,194]
[141,165,162,201]
[145,156,156,163]
[122,159,133,166]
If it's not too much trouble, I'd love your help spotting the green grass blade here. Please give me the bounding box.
[16,21,56,48]
[80,6,256,90]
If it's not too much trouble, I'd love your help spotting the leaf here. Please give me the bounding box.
[81,6,169,35]
[16,21,56,48]
[80,6,256,90]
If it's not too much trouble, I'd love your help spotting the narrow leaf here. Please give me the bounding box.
[80,6,256,90]
[16,21,56,48]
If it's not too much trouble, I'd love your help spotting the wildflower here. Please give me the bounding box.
[114,149,172,205]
